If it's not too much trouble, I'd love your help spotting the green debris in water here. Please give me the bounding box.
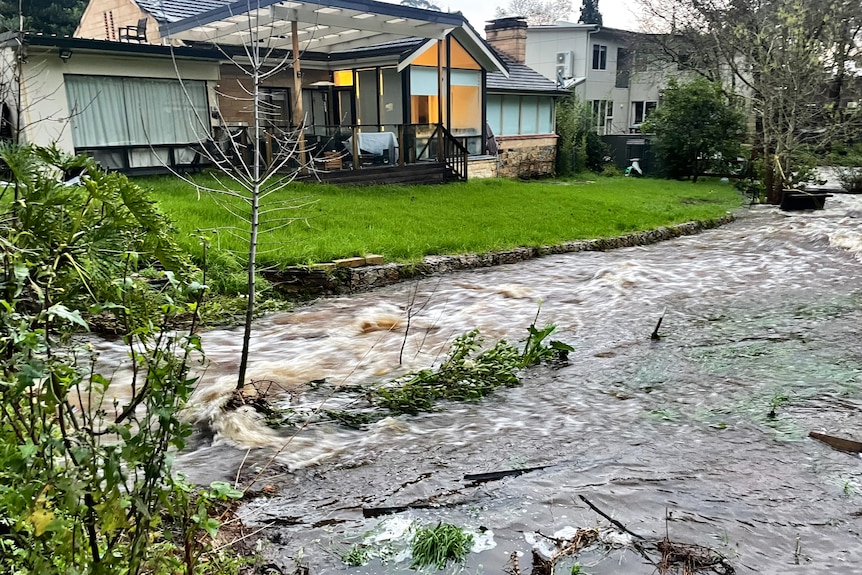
[410,522,474,570]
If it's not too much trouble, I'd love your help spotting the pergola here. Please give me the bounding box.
[159,0,469,54]
[158,0,506,166]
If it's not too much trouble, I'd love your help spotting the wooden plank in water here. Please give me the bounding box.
[809,431,862,454]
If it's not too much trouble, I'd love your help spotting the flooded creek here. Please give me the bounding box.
[98,195,862,573]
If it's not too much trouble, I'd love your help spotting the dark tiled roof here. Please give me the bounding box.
[487,52,564,95]
[135,0,232,23]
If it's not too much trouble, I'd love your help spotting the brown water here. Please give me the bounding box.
[95,195,862,574]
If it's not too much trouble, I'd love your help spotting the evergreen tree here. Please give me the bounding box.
[0,0,87,36]
[578,0,603,25]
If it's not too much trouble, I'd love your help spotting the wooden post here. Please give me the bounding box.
[437,39,444,163]
[397,124,404,166]
[291,20,307,171]
[351,125,360,170]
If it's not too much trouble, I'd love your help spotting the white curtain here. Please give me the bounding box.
[66,75,129,147]
[66,76,209,148]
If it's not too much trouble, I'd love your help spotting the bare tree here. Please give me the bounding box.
[638,0,862,203]
[495,0,573,25]
[165,11,317,390]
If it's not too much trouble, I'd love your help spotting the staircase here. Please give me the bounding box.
[305,161,460,186]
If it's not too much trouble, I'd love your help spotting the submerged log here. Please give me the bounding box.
[463,465,549,484]
[809,431,862,454]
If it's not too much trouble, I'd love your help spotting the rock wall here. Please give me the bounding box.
[468,157,498,179]
[495,135,558,179]
[263,215,736,298]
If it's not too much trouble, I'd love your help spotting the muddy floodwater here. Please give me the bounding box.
[98,194,862,573]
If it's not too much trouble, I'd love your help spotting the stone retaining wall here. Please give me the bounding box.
[263,215,735,297]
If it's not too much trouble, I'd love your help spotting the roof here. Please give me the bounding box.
[147,0,506,74]
[487,52,566,95]
[159,0,465,53]
[135,0,232,24]
[5,31,221,60]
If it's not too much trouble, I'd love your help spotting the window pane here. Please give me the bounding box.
[537,98,553,133]
[66,75,129,147]
[487,95,502,137]
[125,79,208,145]
[501,95,520,135]
[521,97,539,134]
[450,69,480,87]
[450,84,481,136]
[411,66,439,96]
[381,67,403,128]
[356,69,378,127]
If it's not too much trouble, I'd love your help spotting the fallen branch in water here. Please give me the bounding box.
[651,307,667,340]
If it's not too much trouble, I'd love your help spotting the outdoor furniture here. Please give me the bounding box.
[347,132,398,165]
[779,189,832,211]
[119,18,148,43]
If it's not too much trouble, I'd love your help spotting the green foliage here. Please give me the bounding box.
[410,523,473,570]
[836,167,862,193]
[372,319,573,415]
[585,130,611,173]
[643,77,746,182]
[578,0,602,25]
[0,144,242,575]
[374,329,521,414]
[0,0,88,35]
[0,143,192,309]
[556,96,593,177]
[342,544,371,567]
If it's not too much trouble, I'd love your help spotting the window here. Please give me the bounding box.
[449,69,481,137]
[410,66,441,125]
[632,101,657,125]
[487,95,556,137]
[592,44,607,70]
[590,99,613,135]
[261,88,292,128]
[65,75,208,148]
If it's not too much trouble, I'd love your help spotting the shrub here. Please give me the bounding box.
[0,143,241,575]
[836,166,862,193]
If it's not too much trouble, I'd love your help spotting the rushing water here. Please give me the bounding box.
[97,194,862,573]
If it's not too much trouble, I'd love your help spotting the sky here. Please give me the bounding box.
[380,0,641,35]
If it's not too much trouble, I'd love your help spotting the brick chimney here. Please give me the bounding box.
[485,17,528,64]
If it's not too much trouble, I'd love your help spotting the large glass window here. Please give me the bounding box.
[66,75,209,147]
[449,69,481,137]
[356,69,379,126]
[380,67,403,128]
[410,66,441,125]
[487,95,556,136]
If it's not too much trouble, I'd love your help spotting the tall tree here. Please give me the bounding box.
[0,0,87,35]
[495,0,572,25]
[578,0,602,25]
[639,0,862,203]
[643,77,746,181]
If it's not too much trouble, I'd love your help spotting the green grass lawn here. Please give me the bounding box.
[140,174,743,268]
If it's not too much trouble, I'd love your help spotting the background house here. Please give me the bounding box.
[489,17,685,172]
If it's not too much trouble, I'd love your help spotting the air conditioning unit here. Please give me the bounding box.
[555,51,574,79]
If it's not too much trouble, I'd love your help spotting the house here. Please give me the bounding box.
[489,17,684,171]
[57,0,567,180]
[0,32,221,172]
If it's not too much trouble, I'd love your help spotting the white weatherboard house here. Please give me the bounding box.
[488,18,684,170]
[2,0,566,181]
